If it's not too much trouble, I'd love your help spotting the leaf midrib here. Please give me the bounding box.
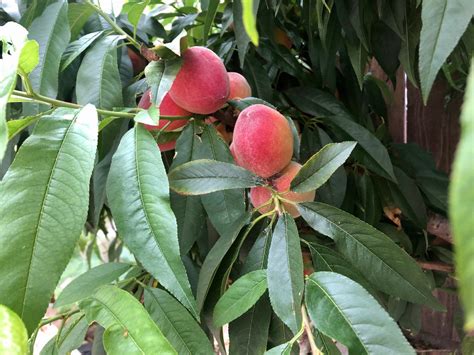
[307,277,369,354]
[36,2,66,95]
[145,289,192,355]
[133,128,196,317]
[422,0,448,90]
[20,113,78,320]
[293,144,352,190]
[306,205,428,302]
[216,276,267,325]
[92,296,144,353]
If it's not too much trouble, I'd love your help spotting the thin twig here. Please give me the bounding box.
[301,305,322,355]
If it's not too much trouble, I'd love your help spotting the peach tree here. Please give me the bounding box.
[0,0,473,354]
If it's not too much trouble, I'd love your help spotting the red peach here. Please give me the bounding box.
[250,162,316,217]
[228,72,252,99]
[158,140,177,152]
[128,48,148,75]
[169,46,229,114]
[231,104,293,178]
[138,90,191,132]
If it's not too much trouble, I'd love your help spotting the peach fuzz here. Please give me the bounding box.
[138,90,191,132]
[169,46,229,114]
[250,162,316,217]
[228,72,252,99]
[230,104,293,178]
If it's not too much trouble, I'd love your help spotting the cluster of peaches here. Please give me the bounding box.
[140,46,315,217]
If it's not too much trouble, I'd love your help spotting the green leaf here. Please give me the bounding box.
[285,87,353,122]
[229,226,272,355]
[291,142,356,193]
[419,0,474,103]
[61,31,104,72]
[80,286,176,354]
[7,113,44,140]
[203,0,219,42]
[450,60,474,330]
[298,202,442,309]
[242,58,274,103]
[305,272,415,354]
[0,305,28,355]
[18,40,39,74]
[416,170,449,212]
[383,167,427,228]
[169,159,261,195]
[0,106,98,334]
[376,223,413,254]
[144,287,214,355]
[128,1,150,31]
[399,5,421,87]
[27,1,70,111]
[199,125,246,236]
[242,0,259,45]
[233,0,251,67]
[323,115,397,182]
[55,263,131,308]
[346,40,368,89]
[265,343,293,355]
[106,125,197,318]
[40,314,88,355]
[267,214,304,335]
[145,58,182,107]
[68,3,95,41]
[300,127,347,208]
[196,213,251,312]
[286,87,396,181]
[0,22,28,162]
[307,242,377,298]
[76,35,123,110]
[229,295,272,355]
[170,123,207,254]
[214,270,268,327]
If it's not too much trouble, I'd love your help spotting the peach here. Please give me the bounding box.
[138,90,191,132]
[128,48,148,75]
[169,46,230,114]
[158,140,177,152]
[231,104,293,178]
[250,162,316,217]
[274,28,292,49]
[228,72,252,99]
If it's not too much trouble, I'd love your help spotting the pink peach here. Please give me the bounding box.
[228,72,252,99]
[231,104,293,178]
[138,90,190,131]
[169,46,229,114]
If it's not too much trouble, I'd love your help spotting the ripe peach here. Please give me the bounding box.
[228,72,252,99]
[138,90,191,132]
[274,28,292,49]
[250,162,316,217]
[231,104,293,178]
[158,140,178,152]
[128,48,148,75]
[169,46,229,114]
[138,90,191,152]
